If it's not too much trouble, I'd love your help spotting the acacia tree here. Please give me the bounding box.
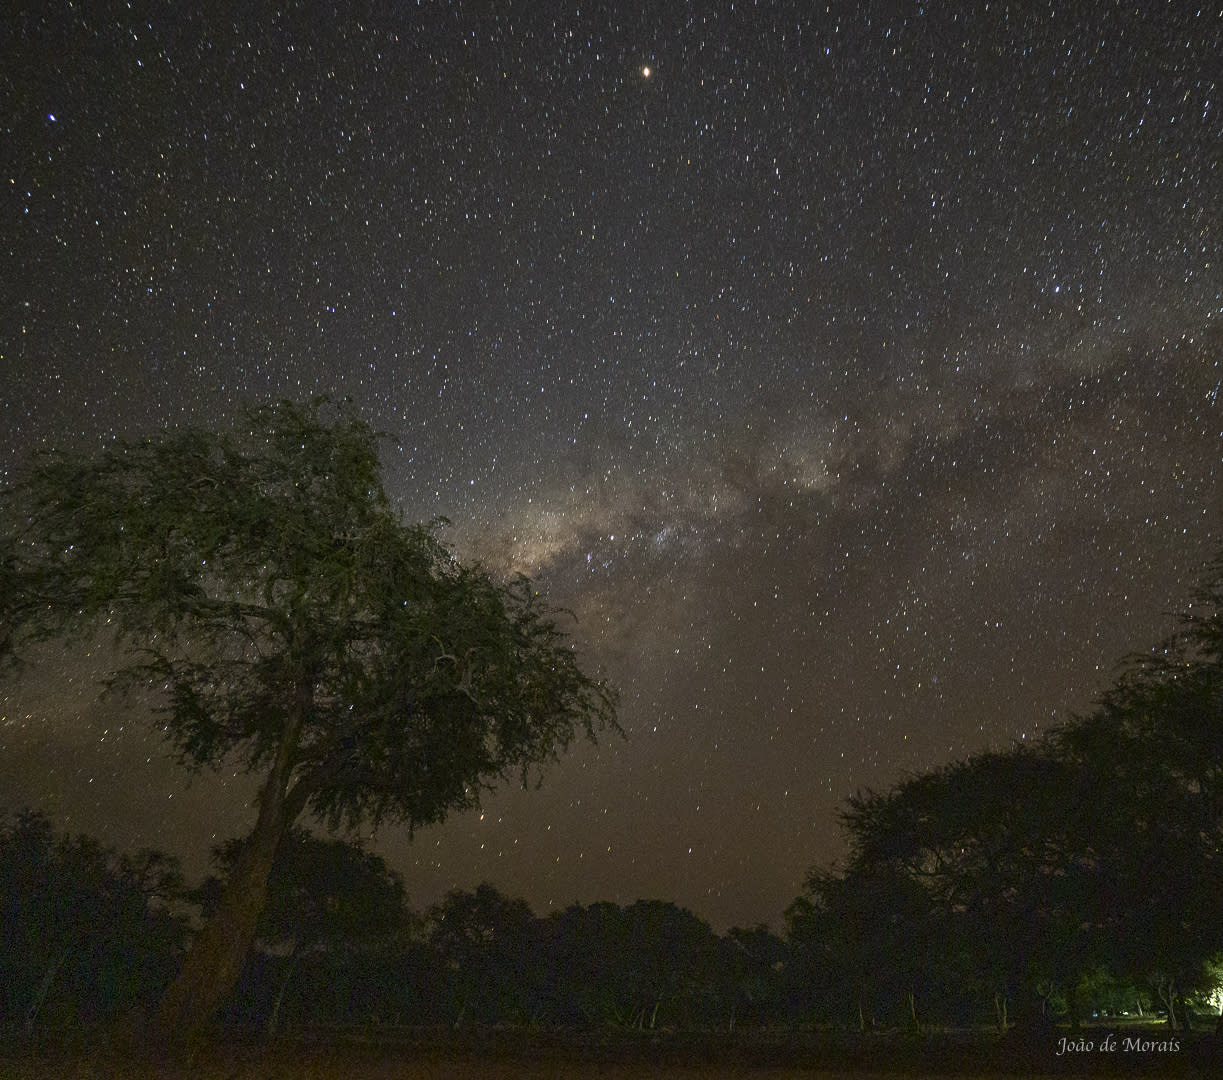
[1,399,618,1045]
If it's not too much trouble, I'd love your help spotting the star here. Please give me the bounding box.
[1,0,1218,933]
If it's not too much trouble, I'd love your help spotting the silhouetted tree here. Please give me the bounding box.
[718,924,787,1031]
[838,747,1103,1027]
[195,828,410,1035]
[614,900,721,1029]
[426,882,538,1026]
[792,546,1223,1031]
[1050,553,1223,1027]
[540,899,722,1030]
[786,861,939,1030]
[542,901,629,1027]
[1,399,618,1047]
[0,811,187,1032]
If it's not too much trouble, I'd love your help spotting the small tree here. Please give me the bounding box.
[195,829,410,1035]
[835,748,1104,1028]
[426,882,538,1026]
[719,925,787,1032]
[786,862,937,1031]
[0,811,187,1033]
[2,399,618,1046]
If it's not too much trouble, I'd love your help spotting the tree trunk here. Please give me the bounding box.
[1156,978,1177,1029]
[24,942,72,1034]
[151,686,310,1050]
[153,780,286,1046]
[1066,983,1081,1031]
[266,944,303,1040]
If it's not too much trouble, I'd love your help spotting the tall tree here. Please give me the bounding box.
[1,399,618,1046]
[793,547,1223,1030]
[1050,554,1223,1025]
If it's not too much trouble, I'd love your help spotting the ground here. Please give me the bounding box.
[1,1026,1215,1079]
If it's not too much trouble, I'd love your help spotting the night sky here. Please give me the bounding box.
[2,2,1220,931]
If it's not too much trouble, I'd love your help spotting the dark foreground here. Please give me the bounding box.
[2,1025,1218,1079]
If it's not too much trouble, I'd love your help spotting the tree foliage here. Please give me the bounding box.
[1046,553,1223,1022]
[789,546,1223,1030]
[542,898,726,1030]
[197,828,409,955]
[0,811,188,1033]
[417,886,774,1032]
[1,398,618,1043]
[4,399,618,831]
[195,828,410,1035]
[427,882,540,1026]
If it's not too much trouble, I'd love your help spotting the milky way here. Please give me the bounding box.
[2,2,1220,929]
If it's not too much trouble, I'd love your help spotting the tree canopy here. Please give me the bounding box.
[0,811,187,1033]
[1,398,618,1045]
[195,828,411,1035]
[789,546,1223,1031]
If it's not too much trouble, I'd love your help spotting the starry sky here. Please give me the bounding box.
[2,1,1220,931]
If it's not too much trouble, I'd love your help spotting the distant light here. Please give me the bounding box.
[642,66,651,78]
[48,113,56,122]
